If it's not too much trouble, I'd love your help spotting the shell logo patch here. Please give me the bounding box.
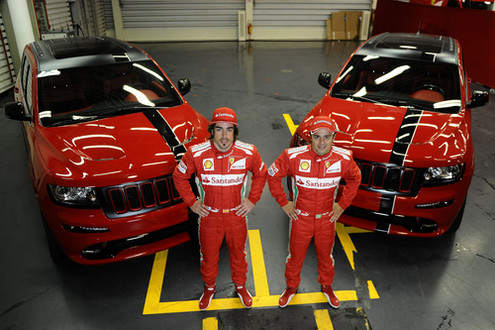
[299,159,311,173]
[203,158,214,171]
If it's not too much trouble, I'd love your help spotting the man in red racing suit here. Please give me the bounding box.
[173,107,267,311]
[267,116,361,309]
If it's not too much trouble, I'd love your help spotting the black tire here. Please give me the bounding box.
[446,199,466,234]
[40,212,66,263]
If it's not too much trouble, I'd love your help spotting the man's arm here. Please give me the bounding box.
[172,151,200,208]
[236,147,267,216]
[336,155,362,210]
[267,150,292,209]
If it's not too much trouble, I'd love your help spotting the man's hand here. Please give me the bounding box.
[191,200,210,217]
[330,203,345,222]
[235,199,255,217]
[282,201,298,220]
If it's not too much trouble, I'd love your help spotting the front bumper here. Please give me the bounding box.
[338,181,468,237]
[41,199,191,265]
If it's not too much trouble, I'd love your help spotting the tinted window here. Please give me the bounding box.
[331,55,461,113]
[20,55,33,116]
[37,60,182,127]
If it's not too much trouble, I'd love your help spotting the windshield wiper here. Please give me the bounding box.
[47,115,98,127]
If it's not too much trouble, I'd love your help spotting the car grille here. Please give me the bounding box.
[99,175,183,219]
[355,160,423,196]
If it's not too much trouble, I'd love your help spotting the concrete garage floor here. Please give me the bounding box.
[1,40,494,329]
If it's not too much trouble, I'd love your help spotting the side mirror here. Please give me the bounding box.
[318,72,332,89]
[4,102,30,121]
[177,78,191,96]
[467,90,489,108]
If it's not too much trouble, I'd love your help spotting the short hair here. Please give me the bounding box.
[208,123,239,141]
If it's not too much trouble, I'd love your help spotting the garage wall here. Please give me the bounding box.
[252,0,371,40]
[372,0,495,88]
[0,9,16,93]
[102,0,371,42]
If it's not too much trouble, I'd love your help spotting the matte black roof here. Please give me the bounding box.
[29,36,150,73]
[356,33,459,66]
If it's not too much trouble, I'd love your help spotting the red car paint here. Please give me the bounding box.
[5,37,209,264]
[291,33,488,237]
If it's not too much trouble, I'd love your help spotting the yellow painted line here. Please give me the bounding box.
[283,113,298,135]
[249,229,270,297]
[356,307,372,330]
[368,280,380,299]
[142,229,362,314]
[142,249,168,315]
[336,222,358,270]
[314,309,334,330]
[289,290,358,306]
[202,317,218,329]
[345,226,372,234]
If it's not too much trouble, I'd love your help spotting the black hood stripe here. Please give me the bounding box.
[380,108,423,215]
[389,108,423,166]
[143,110,186,161]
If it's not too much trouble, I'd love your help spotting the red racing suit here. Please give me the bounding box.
[173,140,267,286]
[267,145,361,288]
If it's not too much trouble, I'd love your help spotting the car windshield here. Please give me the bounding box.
[330,54,461,113]
[38,60,182,127]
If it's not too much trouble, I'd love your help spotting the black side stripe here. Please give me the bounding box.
[380,108,423,215]
[143,111,187,161]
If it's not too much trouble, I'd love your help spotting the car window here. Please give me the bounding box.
[20,55,33,117]
[37,60,183,127]
[331,55,461,114]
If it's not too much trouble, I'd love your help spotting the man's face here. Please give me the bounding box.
[212,122,235,152]
[311,128,335,156]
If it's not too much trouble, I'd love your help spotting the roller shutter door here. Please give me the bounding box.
[254,0,371,28]
[0,11,15,93]
[119,0,244,29]
[253,0,371,39]
[76,0,107,36]
[43,0,73,32]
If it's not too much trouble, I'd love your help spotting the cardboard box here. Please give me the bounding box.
[345,11,361,40]
[331,11,346,40]
[327,11,362,40]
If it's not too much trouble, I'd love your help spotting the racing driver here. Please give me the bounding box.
[173,107,267,311]
[267,116,361,309]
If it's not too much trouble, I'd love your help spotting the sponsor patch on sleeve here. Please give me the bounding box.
[268,163,279,176]
[178,160,187,174]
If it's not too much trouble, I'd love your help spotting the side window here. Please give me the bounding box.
[20,55,33,116]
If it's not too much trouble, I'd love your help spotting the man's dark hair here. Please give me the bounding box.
[208,123,239,141]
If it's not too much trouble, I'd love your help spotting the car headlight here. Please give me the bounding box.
[423,164,464,186]
[48,184,99,207]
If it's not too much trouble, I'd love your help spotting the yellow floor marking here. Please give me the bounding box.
[142,249,168,315]
[249,230,270,297]
[314,309,334,330]
[336,222,358,271]
[283,113,298,135]
[143,230,361,314]
[345,226,372,234]
[202,317,218,329]
[368,280,380,299]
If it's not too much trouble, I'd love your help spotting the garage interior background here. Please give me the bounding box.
[1,0,495,95]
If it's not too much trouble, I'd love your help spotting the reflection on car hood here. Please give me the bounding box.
[300,97,466,165]
[38,106,206,186]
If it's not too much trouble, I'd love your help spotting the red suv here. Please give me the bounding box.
[4,37,210,264]
[291,33,488,237]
